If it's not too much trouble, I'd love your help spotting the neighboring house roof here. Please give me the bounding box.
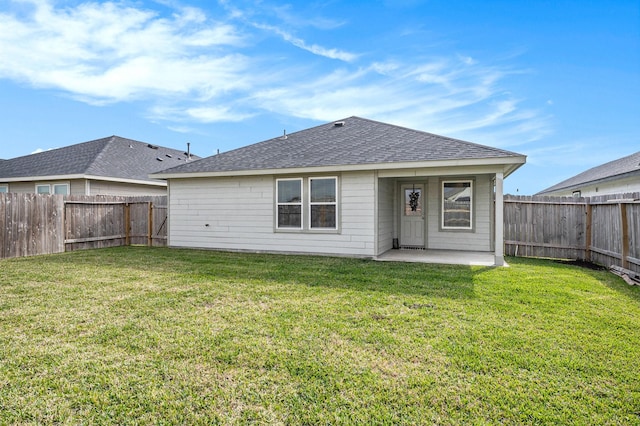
[537,150,640,195]
[0,136,198,185]
[153,116,525,178]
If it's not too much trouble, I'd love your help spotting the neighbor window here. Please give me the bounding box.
[0,185,7,193]
[309,177,337,229]
[36,184,50,194]
[276,178,302,229]
[442,180,473,229]
[53,184,69,195]
[35,183,70,195]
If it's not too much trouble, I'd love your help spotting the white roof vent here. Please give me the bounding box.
[333,121,345,127]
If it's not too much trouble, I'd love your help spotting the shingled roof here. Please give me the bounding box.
[537,150,640,194]
[154,116,525,178]
[0,136,197,183]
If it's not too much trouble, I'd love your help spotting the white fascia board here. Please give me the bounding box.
[152,156,527,180]
[0,174,86,182]
[0,174,166,187]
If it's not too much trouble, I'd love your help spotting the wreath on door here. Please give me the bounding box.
[409,189,420,211]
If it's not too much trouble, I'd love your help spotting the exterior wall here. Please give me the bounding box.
[3,179,84,194]
[426,174,493,251]
[168,171,377,257]
[88,180,167,196]
[377,177,395,255]
[542,175,640,197]
[1,179,166,196]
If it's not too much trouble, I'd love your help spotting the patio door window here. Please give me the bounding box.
[442,180,473,230]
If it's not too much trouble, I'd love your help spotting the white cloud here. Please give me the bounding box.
[0,0,247,103]
[0,0,551,148]
[251,22,358,62]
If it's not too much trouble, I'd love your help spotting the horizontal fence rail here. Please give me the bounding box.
[504,193,640,273]
[1,193,167,259]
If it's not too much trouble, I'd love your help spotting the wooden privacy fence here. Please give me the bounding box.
[504,193,640,273]
[0,193,167,259]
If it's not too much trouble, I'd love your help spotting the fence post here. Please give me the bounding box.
[124,203,131,246]
[620,202,629,269]
[148,201,153,247]
[585,201,592,262]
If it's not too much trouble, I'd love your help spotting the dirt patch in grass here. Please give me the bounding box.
[554,259,607,270]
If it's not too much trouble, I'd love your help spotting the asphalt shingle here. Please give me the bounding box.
[156,116,524,175]
[537,150,640,194]
[0,136,197,182]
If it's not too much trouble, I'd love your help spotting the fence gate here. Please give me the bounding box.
[63,196,168,252]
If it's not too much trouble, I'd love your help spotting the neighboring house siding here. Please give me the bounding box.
[1,179,165,196]
[377,177,395,255]
[5,180,77,194]
[427,174,492,251]
[545,175,640,197]
[168,172,377,257]
[88,180,166,196]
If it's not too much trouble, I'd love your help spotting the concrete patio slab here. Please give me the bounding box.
[375,249,505,267]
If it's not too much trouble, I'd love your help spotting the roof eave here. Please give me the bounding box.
[537,169,640,195]
[0,174,167,187]
[151,155,527,180]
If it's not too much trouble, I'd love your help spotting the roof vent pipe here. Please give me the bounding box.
[187,142,191,160]
[281,129,287,140]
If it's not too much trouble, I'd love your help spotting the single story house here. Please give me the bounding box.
[537,150,640,197]
[152,117,526,265]
[0,136,197,196]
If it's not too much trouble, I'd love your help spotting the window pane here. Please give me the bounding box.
[311,205,336,229]
[310,178,335,202]
[53,184,68,195]
[404,188,422,216]
[278,180,301,203]
[36,185,50,194]
[278,205,301,228]
[0,186,7,193]
[443,182,471,228]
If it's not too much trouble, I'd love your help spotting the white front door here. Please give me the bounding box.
[400,184,425,247]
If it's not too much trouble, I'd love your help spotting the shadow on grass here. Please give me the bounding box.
[21,246,480,300]
[506,256,640,304]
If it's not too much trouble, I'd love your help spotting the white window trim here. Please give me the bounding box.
[276,178,303,230]
[441,179,474,230]
[309,176,338,230]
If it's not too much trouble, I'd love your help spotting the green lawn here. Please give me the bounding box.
[1,247,639,425]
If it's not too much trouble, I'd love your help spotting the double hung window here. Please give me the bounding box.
[276,177,338,231]
[442,180,473,230]
[309,178,337,229]
[276,178,302,229]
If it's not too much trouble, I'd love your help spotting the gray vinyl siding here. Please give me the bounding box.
[167,171,377,257]
[87,180,166,196]
[376,177,395,255]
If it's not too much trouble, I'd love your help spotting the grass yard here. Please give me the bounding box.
[1,247,639,425]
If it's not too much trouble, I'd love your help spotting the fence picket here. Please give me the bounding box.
[505,192,640,273]
[1,193,167,259]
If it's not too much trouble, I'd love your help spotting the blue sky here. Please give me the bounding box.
[0,0,638,194]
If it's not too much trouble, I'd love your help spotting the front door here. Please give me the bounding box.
[400,184,425,248]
